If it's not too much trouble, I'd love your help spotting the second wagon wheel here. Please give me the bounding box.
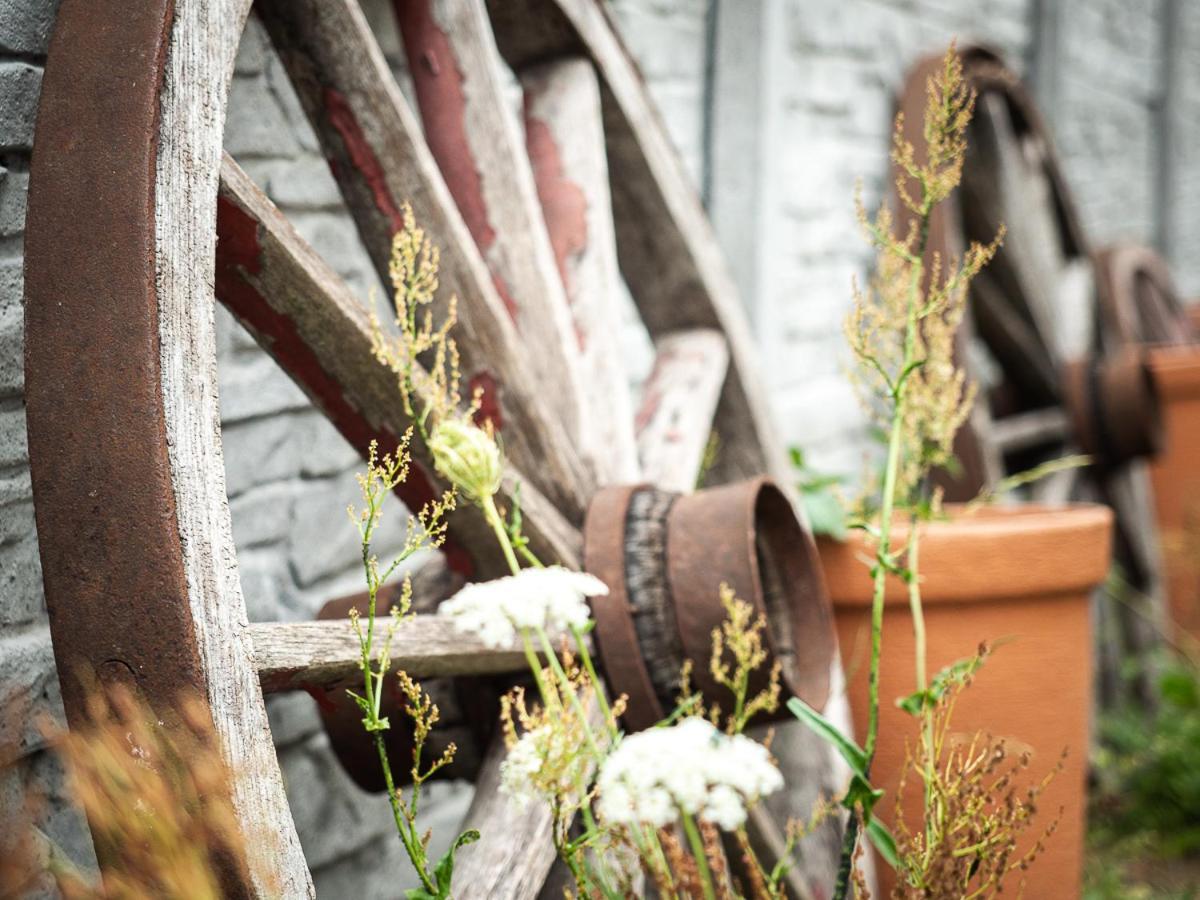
[896,49,1167,661]
[24,0,845,897]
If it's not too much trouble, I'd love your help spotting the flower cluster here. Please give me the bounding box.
[438,566,608,648]
[596,717,783,831]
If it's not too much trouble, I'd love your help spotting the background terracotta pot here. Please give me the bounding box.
[819,503,1112,899]
[1148,347,1200,643]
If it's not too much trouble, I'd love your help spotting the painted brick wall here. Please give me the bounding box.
[1,1,1197,896]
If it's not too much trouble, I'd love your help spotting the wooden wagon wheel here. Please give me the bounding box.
[1094,242,1195,349]
[897,48,1165,599]
[24,1,844,896]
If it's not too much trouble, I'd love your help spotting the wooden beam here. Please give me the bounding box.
[392,0,589,460]
[251,616,535,692]
[990,407,1070,453]
[485,0,790,488]
[522,57,641,486]
[256,0,593,521]
[216,154,582,575]
[635,329,729,492]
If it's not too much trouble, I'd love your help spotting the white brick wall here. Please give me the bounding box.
[2,1,1198,896]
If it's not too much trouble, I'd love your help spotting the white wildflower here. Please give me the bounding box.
[499,724,581,807]
[438,566,608,648]
[596,717,782,831]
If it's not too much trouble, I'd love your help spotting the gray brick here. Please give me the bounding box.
[0,403,28,466]
[220,413,306,498]
[0,63,41,151]
[0,163,28,237]
[279,735,394,871]
[265,691,324,750]
[0,626,60,757]
[217,353,309,424]
[0,297,22,396]
[225,72,303,160]
[0,0,60,56]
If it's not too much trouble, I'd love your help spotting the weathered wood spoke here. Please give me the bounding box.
[394,0,590,459]
[251,616,567,691]
[486,0,790,488]
[635,329,729,492]
[990,407,1070,453]
[522,57,641,486]
[256,0,593,519]
[216,154,582,576]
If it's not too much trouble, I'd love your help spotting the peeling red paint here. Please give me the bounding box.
[392,0,518,322]
[214,195,474,577]
[323,87,406,234]
[468,370,504,433]
[524,107,591,353]
[524,107,590,350]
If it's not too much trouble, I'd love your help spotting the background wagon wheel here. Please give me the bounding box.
[24,0,846,896]
[896,47,1168,706]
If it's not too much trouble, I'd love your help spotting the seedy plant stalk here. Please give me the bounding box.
[827,44,1003,898]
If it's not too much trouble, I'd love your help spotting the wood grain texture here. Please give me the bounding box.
[394,0,589,460]
[252,616,543,691]
[216,154,582,576]
[485,0,790,488]
[635,329,728,492]
[521,58,641,486]
[256,0,593,521]
[451,692,605,899]
[153,2,312,895]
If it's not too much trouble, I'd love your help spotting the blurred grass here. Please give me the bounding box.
[1086,651,1200,899]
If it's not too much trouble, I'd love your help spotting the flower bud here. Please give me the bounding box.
[429,418,502,501]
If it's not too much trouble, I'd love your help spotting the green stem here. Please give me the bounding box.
[480,493,521,576]
[571,623,616,738]
[521,631,552,706]
[535,627,604,761]
[681,812,718,900]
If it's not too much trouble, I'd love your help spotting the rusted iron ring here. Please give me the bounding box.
[584,477,834,733]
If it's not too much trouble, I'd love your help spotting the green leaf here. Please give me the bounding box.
[787,698,867,777]
[788,446,806,469]
[433,829,480,896]
[802,488,848,540]
[405,890,437,900]
[866,817,900,869]
[843,773,883,817]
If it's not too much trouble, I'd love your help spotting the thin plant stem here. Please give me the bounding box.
[681,812,719,900]
[480,493,521,576]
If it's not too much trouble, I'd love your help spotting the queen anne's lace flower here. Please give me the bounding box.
[438,566,608,648]
[596,717,782,831]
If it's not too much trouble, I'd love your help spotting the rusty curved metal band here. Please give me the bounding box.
[584,479,834,732]
[24,2,256,893]
[1095,244,1194,348]
[667,477,833,714]
[583,483,665,733]
[25,0,206,716]
[1061,349,1162,469]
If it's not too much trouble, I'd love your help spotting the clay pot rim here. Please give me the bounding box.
[819,502,1113,607]
[1149,346,1200,400]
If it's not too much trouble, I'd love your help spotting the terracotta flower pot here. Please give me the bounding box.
[1148,347,1200,642]
[818,504,1112,899]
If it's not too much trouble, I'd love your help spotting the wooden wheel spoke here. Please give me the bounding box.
[522,57,642,486]
[486,0,789,487]
[635,329,729,492]
[970,270,1061,405]
[394,0,591,461]
[990,407,1070,453]
[253,616,555,692]
[963,92,1092,367]
[256,0,593,519]
[216,154,581,576]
